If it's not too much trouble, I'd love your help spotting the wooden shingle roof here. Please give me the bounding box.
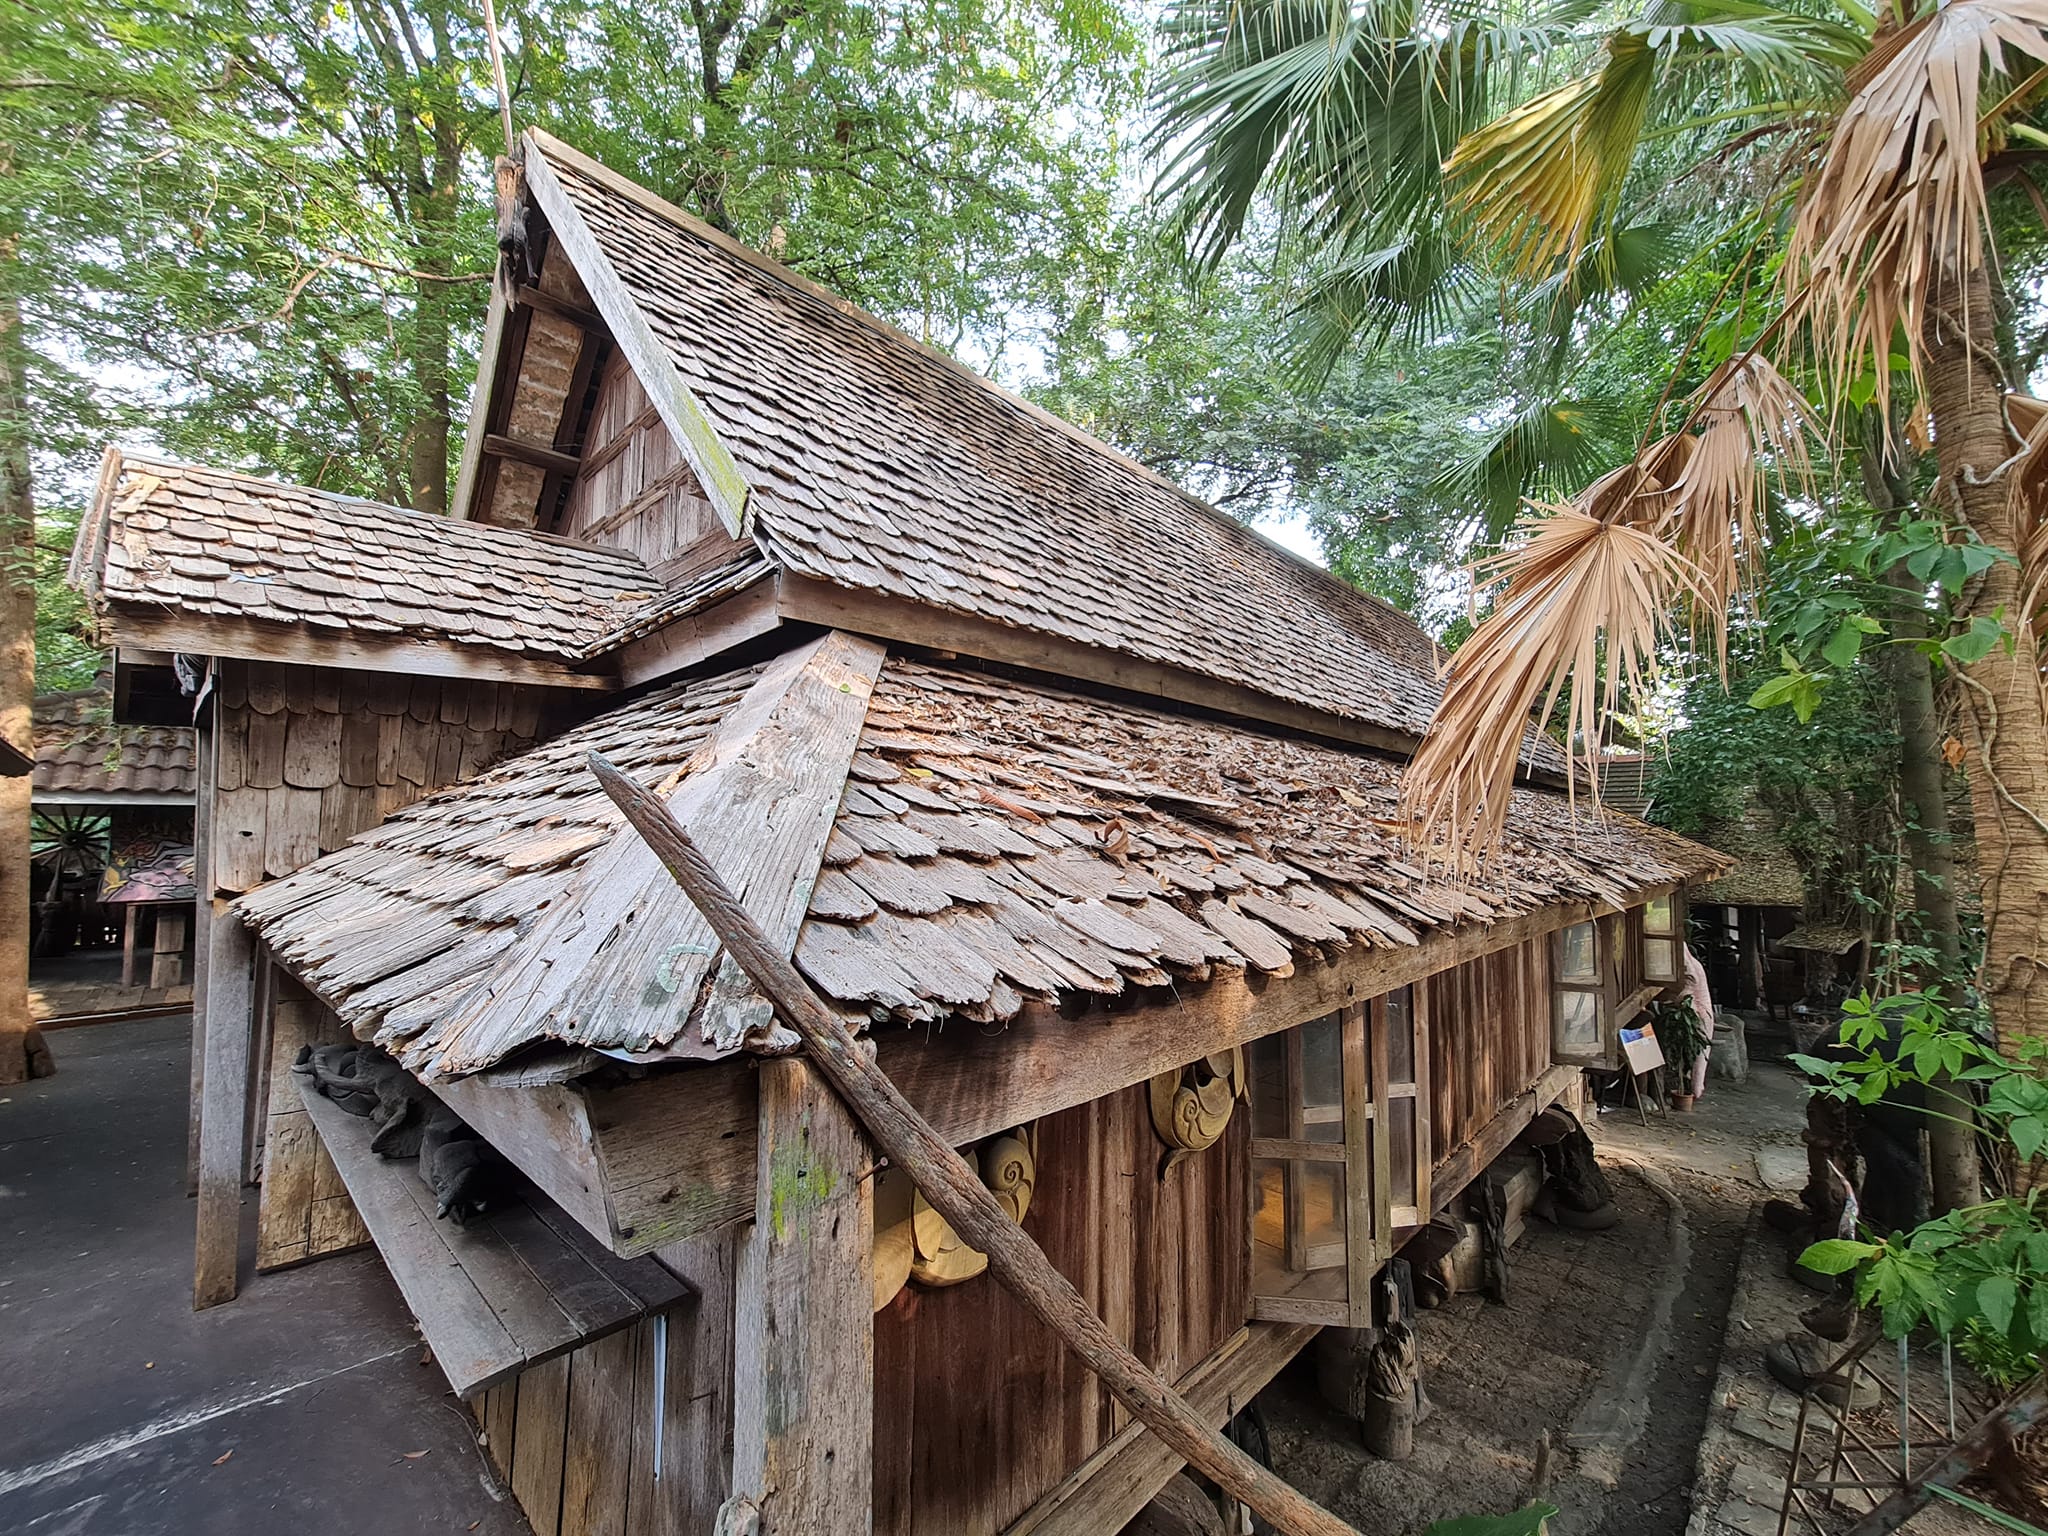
[523,132,1534,762]
[73,454,661,669]
[239,634,1715,1080]
[33,686,195,800]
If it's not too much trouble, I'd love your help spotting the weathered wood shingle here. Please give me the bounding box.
[527,133,1543,759]
[73,454,661,664]
[239,639,1715,1078]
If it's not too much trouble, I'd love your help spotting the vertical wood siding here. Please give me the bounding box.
[254,973,370,1269]
[871,1083,1249,1536]
[558,354,742,578]
[1423,934,1553,1161]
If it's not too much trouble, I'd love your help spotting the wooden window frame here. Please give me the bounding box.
[1247,1003,1383,1328]
[1371,985,1430,1230]
[1639,886,1683,989]
[1552,918,1610,1067]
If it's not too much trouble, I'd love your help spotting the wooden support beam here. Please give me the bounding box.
[775,573,1572,791]
[106,610,617,692]
[516,283,608,336]
[187,715,216,1198]
[121,904,140,990]
[591,751,1361,1536]
[412,897,1619,1260]
[1007,1324,1318,1536]
[150,905,189,990]
[1422,1061,1581,1224]
[194,899,256,1309]
[482,431,584,479]
[522,135,753,535]
[729,1058,874,1531]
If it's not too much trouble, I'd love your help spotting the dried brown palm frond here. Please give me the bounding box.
[1665,355,1816,666]
[1402,356,1814,863]
[1403,504,1714,864]
[1785,0,2048,421]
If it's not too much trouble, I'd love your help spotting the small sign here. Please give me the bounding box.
[1621,1028,1665,1075]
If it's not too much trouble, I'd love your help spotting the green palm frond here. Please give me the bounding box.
[1447,1,1861,280]
[1428,393,1632,538]
[1153,0,1593,268]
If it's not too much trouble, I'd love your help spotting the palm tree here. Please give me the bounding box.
[1158,0,2048,1195]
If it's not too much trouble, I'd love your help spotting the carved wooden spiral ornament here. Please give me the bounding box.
[882,1124,1039,1295]
[1148,1048,1245,1174]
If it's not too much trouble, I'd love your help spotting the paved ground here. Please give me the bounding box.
[1262,1027,1808,1536]
[0,1015,527,1536]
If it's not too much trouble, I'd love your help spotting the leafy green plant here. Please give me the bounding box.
[1650,996,1709,1083]
[1795,992,2048,1383]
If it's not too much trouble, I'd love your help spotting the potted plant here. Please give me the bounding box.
[1650,997,1709,1111]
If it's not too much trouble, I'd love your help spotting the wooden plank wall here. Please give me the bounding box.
[210,660,558,896]
[474,1228,739,1536]
[873,1083,1249,1536]
[225,659,559,1267]
[255,971,370,1269]
[1424,934,1552,1161]
[558,353,740,579]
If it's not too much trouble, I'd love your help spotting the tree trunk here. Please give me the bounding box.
[1924,268,2048,1189]
[1863,417,1978,1211]
[0,282,36,1085]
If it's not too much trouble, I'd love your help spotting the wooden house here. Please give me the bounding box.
[70,131,1720,1536]
[30,683,198,995]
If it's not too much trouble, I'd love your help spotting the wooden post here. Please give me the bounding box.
[193,900,255,1309]
[188,713,216,1197]
[121,904,140,989]
[727,1058,874,1533]
[150,905,189,990]
[591,752,1361,1536]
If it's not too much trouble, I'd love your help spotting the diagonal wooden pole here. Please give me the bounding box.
[589,752,1360,1536]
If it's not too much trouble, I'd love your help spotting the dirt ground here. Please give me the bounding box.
[1260,1044,1808,1536]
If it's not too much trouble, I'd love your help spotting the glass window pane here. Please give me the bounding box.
[1385,987,1415,1083]
[1248,1034,1288,1139]
[1557,988,1600,1052]
[1643,937,1677,981]
[1299,1014,1343,1108]
[1299,1162,1348,1267]
[1389,1096,1417,1207]
[1251,1157,1288,1291]
[1558,921,1598,982]
[1644,894,1674,934]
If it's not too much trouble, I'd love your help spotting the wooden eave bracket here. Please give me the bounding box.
[519,133,753,539]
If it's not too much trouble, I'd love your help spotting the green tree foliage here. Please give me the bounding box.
[1796,992,2048,1384]
[4,0,1144,680]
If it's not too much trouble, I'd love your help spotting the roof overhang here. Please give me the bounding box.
[101,608,619,693]
[33,790,195,809]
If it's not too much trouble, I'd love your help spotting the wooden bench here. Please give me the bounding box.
[297,1076,691,1397]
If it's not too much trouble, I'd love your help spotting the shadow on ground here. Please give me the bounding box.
[0,1016,529,1536]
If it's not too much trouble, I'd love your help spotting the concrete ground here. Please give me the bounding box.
[0,1015,528,1536]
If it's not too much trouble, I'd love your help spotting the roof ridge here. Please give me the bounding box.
[524,129,1424,634]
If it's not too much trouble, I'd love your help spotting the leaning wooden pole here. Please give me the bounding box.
[589,752,1360,1536]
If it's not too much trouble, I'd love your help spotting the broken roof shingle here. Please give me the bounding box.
[529,134,1521,757]
[33,686,195,798]
[74,455,662,664]
[238,638,1717,1080]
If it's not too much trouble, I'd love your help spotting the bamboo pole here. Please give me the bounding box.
[588,752,1360,1536]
